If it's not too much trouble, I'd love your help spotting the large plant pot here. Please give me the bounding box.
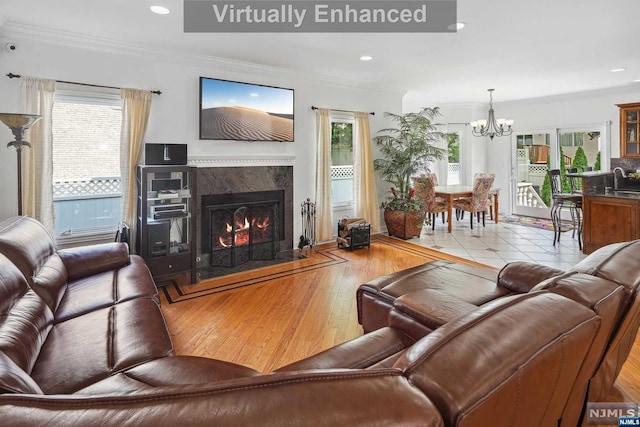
[383,209,425,240]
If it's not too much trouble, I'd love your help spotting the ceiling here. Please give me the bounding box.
[1,0,639,105]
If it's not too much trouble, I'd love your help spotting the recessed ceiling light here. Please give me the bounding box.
[633,79,640,83]
[610,68,627,73]
[360,55,373,61]
[150,5,170,15]
[447,22,465,31]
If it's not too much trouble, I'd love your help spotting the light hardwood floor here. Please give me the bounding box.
[159,235,640,405]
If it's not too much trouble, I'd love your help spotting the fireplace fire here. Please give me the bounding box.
[215,207,272,248]
[209,203,279,267]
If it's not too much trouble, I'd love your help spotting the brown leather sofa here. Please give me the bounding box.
[357,241,640,426]
[0,215,637,426]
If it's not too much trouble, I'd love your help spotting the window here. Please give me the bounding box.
[447,133,461,185]
[52,89,122,242]
[517,134,550,147]
[330,116,354,207]
[560,132,585,147]
[516,135,533,146]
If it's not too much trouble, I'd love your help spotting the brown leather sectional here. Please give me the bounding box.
[0,215,638,426]
[357,243,640,426]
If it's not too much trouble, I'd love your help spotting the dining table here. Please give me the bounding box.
[434,185,500,232]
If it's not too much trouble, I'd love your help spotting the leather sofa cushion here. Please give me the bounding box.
[361,260,505,306]
[32,253,68,312]
[392,289,479,331]
[0,217,56,285]
[76,356,261,395]
[0,351,43,394]
[54,256,158,323]
[31,298,173,394]
[0,258,54,375]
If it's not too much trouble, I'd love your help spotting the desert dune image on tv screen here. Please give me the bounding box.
[200,78,294,142]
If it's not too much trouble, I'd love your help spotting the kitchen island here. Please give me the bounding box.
[573,170,640,253]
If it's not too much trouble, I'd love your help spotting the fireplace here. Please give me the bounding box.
[205,191,283,267]
[195,165,294,277]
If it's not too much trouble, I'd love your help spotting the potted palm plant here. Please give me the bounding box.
[374,107,445,239]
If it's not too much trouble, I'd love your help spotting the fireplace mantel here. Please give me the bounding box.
[188,155,296,168]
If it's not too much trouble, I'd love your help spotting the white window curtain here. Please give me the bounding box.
[19,76,56,235]
[120,88,152,251]
[353,112,380,231]
[315,108,333,242]
[433,124,449,186]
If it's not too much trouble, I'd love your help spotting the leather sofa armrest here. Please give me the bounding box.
[0,371,445,427]
[274,327,415,372]
[59,242,131,281]
[497,261,565,294]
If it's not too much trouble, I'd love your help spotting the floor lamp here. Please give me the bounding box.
[0,113,42,216]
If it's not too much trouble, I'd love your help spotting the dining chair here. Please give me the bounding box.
[452,173,495,230]
[412,175,447,230]
[548,169,582,249]
[456,173,498,221]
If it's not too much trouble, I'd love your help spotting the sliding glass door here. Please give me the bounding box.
[511,125,605,219]
[512,130,557,218]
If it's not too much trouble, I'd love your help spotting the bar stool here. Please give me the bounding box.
[567,167,582,194]
[548,169,582,249]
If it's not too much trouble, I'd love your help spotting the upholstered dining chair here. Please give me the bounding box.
[412,174,447,230]
[452,173,495,230]
[548,169,582,249]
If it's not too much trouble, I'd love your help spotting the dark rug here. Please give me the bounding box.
[500,215,573,232]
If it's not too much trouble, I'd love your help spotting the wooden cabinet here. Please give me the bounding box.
[582,195,638,254]
[136,165,197,285]
[618,102,640,157]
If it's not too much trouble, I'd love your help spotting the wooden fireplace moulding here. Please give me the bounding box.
[188,155,296,168]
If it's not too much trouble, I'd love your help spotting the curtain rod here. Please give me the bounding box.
[311,106,374,115]
[6,73,162,95]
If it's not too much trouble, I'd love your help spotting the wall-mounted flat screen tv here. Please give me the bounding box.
[199,77,294,142]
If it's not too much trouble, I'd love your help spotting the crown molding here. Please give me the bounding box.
[0,21,406,97]
[188,155,296,168]
[495,84,640,107]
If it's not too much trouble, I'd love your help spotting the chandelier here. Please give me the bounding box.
[470,89,514,140]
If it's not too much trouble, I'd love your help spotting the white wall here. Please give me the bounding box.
[0,31,403,246]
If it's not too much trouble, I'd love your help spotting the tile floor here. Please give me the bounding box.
[408,215,586,271]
